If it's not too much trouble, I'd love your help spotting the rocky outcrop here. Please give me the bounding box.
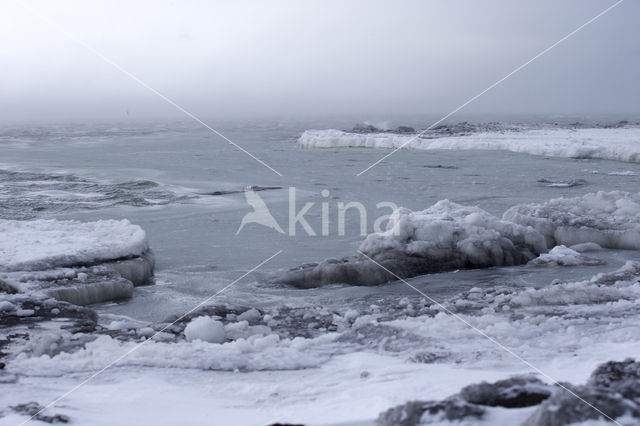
[377,360,640,425]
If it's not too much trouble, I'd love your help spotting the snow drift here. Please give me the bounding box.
[281,200,546,287]
[504,191,640,249]
[298,127,640,163]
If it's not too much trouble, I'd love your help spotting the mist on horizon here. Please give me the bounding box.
[1,0,639,124]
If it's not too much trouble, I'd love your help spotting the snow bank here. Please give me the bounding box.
[281,200,546,287]
[298,127,640,163]
[0,219,149,271]
[503,191,640,249]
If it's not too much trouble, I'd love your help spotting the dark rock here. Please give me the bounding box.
[0,295,97,329]
[522,383,638,426]
[198,185,283,196]
[395,126,415,134]
[537,178,588,188]
[422,164,458,169]
[11,402,70,423]
[377,397,484,426]
[351,123,380,134]
[267,424,305,426]
[459,376,552,408]
[377,400,430,426]
[524,359,640,426]
[376,359,640,426]
[587,358,640,389]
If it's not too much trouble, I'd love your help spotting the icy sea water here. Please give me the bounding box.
[3,119,640,425]
[2,120,640,320]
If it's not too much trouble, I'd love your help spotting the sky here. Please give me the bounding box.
[1,0,638,122]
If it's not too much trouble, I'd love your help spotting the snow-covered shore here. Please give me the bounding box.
[2,191,640,425]
[2,259,640,425]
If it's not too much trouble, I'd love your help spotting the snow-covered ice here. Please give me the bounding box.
[298,127,640,164]
[0,219,148,271]
[504,191,640,249]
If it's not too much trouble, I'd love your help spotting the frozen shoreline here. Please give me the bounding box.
[3,121,640,425]
[2,259,640,425]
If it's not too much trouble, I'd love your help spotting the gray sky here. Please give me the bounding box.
[1,0,638,122]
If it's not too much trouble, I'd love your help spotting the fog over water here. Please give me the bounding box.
[1,0,639,123]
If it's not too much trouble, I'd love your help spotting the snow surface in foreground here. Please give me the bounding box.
[0,219,148,271]
[3,261,640,425]
[298,127,640,163]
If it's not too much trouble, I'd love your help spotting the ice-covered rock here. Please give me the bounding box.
[504,191,640,249]
[377,397,485,426]
[523,359,640,426]
[459,376,552,408]
[281,200,546,287]
[10,402,70,424]
[377,361,639,426]
[0,293,97,330]
[377,376,553,425]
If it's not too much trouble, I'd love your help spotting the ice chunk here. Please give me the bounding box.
[237,308,261,322]
[529,245,604,266]
[0,219,154,305]
[504,191,640,249]
[281,200,546,287]
[569,242,602,252]
[0,219,149,271]
[184,316,226,343]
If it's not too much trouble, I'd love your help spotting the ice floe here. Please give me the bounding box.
[298,127,640,164]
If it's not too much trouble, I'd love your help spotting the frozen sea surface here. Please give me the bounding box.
[2,119,640,425]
